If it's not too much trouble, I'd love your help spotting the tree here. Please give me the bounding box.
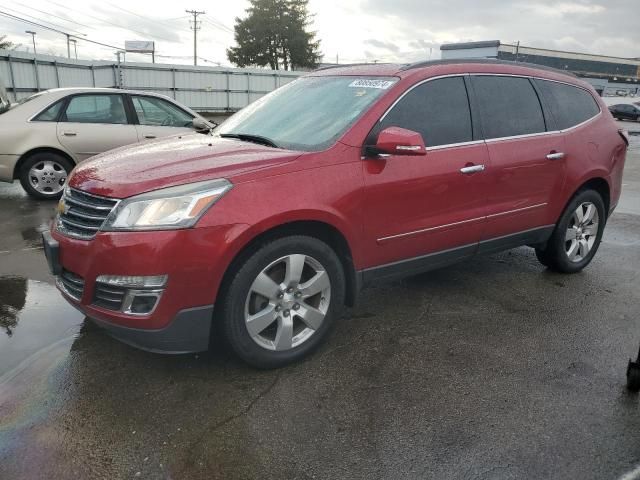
[0,35,15,50]
[227,0,321,71]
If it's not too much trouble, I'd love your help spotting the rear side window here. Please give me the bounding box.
[33,100,64,122]
[62,95,128,124]
[375,76,473,147]
[472,76,546,139]
[535,80,600,130]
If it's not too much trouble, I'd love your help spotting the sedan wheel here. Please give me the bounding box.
[19,152,73,200]
[28,160,67,196]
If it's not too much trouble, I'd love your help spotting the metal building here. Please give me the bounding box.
[0,49,302,112]
[441,40,640,96]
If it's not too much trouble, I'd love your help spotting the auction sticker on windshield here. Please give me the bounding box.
[348,79,395,89]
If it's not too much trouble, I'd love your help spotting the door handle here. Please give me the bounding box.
[460,164,485,174]
[144,134,157,139]
[62,131,77,137]
[546,152,565,161]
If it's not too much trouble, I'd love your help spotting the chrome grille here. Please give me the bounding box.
[57,188,119,240]
[57,269,85,301]
[93,283,127,311]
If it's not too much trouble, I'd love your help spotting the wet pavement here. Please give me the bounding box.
[1,124,640,479]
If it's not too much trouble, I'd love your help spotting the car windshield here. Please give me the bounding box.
[215,76,398,151]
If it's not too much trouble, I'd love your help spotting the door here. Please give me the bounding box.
[56,94,139,161]
[362,75,491,278]
[129,95,195,141]
[470,75,566,249]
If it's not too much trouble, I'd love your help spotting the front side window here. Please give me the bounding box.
[372,76,473,147]
[63,95,128,124]
[216,76,398,151]
[132,96,193,127]
[472,76,546,139]
[535,79,600,130]
[33,100,64,122]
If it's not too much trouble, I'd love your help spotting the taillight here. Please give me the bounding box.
[619,128,630,147]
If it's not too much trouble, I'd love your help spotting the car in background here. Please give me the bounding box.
[609,103,640,122]
[0,77,9,114]
[0,88,214,199]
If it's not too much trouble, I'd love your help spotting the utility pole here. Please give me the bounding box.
[65,33,72,58]
[70,39,78,59]
[25,30,37,55]
[515,41,520,62]
[186,9,205,66]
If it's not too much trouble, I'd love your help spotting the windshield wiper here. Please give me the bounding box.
[219,133,280,148]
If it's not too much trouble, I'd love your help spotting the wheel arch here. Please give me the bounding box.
[13,147,76,179]
[573,176,611,218]
[217,219,360,309]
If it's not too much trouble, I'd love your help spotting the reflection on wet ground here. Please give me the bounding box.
[0,276,83,376]
[1,148,640,479]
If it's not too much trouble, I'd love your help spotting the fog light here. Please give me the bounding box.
[129,294,160,314]
[122,289,164,316]
[96,274,167,288]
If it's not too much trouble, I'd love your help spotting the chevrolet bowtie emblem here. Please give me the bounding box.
[57,199,69,215]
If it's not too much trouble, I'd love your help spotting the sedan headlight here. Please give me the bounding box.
[103,179,232,231]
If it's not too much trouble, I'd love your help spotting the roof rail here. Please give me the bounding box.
[313,63,392,72]
[400,58,578,78]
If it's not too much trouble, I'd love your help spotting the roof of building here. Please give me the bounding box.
[440,40,501,51]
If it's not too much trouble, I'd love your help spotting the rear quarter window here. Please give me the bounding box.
[534,79,600,130]
[32,100,64,122]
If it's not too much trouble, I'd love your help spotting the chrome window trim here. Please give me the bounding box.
[375,72,602,150]
[426,140,485,151]
[378,203,548,242]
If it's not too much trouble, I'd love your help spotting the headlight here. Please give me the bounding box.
[103,179,232,231]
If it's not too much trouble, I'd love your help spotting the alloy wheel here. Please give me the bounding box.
[244,254,331,351]
[565,202,599,262]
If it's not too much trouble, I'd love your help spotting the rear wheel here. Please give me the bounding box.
[219,235,345,368]
[19,152,73,200]
[535,190,605,273]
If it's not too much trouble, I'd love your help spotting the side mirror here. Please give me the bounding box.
[192,117,216,133]
[372,127,426,156]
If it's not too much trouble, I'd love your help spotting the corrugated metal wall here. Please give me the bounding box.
[0,49,302,112]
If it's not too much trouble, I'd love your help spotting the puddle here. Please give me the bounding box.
[0,276,84,378]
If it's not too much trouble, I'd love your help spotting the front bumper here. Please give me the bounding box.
[43,223,247,353]
[90,304,214,354]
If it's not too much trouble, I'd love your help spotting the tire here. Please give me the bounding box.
[535,189,606,273]
[219,235,346,368]
[19,152,73,200]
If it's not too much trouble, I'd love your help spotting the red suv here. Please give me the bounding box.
[43,60,628,367]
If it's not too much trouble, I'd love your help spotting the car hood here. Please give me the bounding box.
[69,133,303,198]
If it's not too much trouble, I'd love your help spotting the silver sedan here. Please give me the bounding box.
[0,88,212,199]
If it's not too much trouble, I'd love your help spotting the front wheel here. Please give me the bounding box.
[219,235,346,368]
[535,190,606,273]
[19,152,73,200]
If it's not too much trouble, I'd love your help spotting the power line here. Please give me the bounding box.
[186,9,205,66]
[44,0,181,44]
[202,17,233,35]
[105,2,191,32]
[0,10,123,56]
[0,4,88,37]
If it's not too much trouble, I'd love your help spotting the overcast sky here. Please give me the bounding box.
[0,0,638,66]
